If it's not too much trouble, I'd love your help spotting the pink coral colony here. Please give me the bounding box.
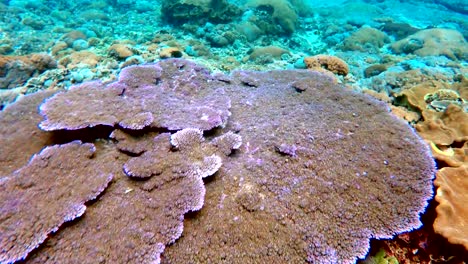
[0,59,435,264]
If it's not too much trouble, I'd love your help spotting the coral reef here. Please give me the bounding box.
[386,76,468,253]
[248,45,290,61]
[0,90,56,175]
[39,63,231,131]
[0,59,436,263]
[416,104,468,145]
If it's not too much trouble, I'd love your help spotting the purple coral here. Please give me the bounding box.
[0,141,112,263]
[0,90,56,176]
[161,63,435,264]
[0,59,435,264]
[39,60,231,132]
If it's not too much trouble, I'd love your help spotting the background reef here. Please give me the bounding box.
[0,0,467,263]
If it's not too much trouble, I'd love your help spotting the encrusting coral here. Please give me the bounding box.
[0,59,435,263]
[433,165,468,250]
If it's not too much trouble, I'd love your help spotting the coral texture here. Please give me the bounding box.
[28,128,233,263]
[416,104,468,145]
[0,141,113,263]
[40,63,231,131]
[161,0,241,25]
[0,90,55,175]
[160,60,432,263]
[434,165,468,250]
[340,27,389,53]
[304,55,349,76]
[0,59,435,264]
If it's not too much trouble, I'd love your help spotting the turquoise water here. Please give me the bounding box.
[0,0,467,263]
[0,0,466,99]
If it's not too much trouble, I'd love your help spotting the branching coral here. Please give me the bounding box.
[0,59,435,264]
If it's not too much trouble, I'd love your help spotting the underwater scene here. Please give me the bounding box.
[0,0,467,263]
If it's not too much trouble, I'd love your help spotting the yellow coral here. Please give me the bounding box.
[304,55,349,76]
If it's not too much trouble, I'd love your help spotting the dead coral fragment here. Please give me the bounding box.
[0,141,113,264]
[304,55,349,76]
[434,165,468,250]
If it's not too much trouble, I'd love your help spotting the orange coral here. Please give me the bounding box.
[429,141,467,167]
[159,47,183,59]
[433,165,468,250]
[304,55,349,76]
[416,104,468,145]
[108,44,133,59]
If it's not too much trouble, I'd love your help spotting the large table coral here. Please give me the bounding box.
[0,59,435,264]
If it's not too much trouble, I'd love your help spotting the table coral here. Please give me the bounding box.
[160,60,433,263]
[27,128,237,263]
[0,59,436,264]
[39,62,231,131]
[0,141,113,263]
[0,90,56,175]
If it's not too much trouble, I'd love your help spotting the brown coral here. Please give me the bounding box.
[159,47,183,59]
[433,165,468,250]
[416,104,468,145]
[0,53,57,89]
[304,55,349,76]
[108,43,134,59]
